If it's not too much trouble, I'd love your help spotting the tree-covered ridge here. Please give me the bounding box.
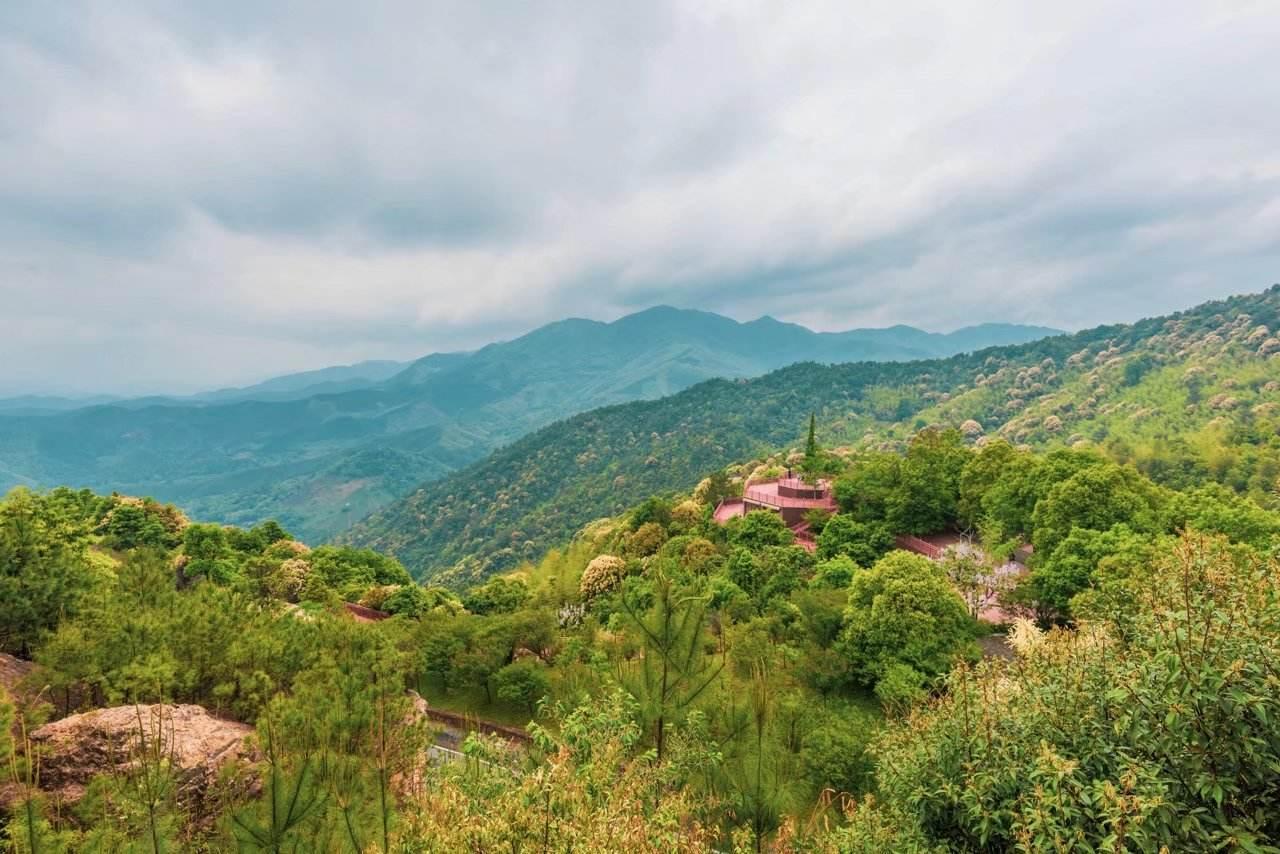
[0,308,1053,544]
[5,425,1280,850]
[345,285,1280,584]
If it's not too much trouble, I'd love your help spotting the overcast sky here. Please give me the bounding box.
[2,1,1278,394]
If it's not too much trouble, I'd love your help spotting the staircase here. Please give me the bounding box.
[790,520,816,552]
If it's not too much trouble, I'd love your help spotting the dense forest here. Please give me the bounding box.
[3,414,1279,850]
[346,285,1280,585]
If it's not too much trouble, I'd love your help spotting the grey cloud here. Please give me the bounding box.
[1,0,1278,393]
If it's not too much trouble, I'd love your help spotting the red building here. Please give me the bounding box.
[714,474,837,550]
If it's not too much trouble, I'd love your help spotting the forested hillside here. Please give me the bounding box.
[346,286,1280,583]
[0,308,1050,543]
[4,427,1279,850]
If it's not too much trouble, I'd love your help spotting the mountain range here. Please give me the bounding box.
[342,286,1280,585]
[0,308,1058,541]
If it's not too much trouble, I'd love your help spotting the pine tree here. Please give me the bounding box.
[617,573,724,760]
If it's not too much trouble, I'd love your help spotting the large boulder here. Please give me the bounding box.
[29,704,255,808]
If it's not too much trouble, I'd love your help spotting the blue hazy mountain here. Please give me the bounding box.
[0,307,1060,540]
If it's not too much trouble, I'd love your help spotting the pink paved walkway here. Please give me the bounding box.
[714,498,746,523]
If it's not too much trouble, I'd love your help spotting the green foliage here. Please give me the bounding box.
[1030,462,1168,557]
[726,510,794,551]
[1030,524,1155,619]
[492,659,551,714]
[872,662,926,716]
[461,575,530,615]
[181,523,237,583]
[887,428,968,534]
[307,545,412,595]
[0,487,96,656]
[838,551,974,690]
[799,702,878,796]
[629,496,673,531]
[618,572,724,760]
[809,555,858,590]
[815,516,893,565]
[855,534,1280,851]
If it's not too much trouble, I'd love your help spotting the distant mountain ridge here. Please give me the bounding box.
[0,360,416,415]
[341,286,1280,586]
[0,307,1060,540]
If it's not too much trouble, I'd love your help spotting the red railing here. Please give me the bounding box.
[895,534,944,559]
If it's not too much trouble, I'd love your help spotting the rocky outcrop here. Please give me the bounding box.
[29,704,256,807]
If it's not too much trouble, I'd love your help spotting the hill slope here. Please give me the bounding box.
[343,286,1280,584]
[0,309,1054,541]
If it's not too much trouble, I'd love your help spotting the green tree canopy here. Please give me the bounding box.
[837,551,973,689]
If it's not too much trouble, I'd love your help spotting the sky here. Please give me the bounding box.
[2,1,1278,395]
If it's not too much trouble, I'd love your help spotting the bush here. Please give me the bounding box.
[873,662,925,716]
[856,534,1280,850]
[626,522,667,557]
[492,659,551,715]
[838,551,973,687]
[580,554,627,600]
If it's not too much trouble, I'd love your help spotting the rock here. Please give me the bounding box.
[0,653,34,699]
[29,704,255,808]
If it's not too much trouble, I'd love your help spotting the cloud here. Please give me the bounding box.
[1,0,1278,393]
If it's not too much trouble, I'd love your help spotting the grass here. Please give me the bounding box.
[412,676,537,729]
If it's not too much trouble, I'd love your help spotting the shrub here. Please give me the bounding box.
[855,534,1280,850]
[580,554,627,600]
[627,522,667,557]
[493,660,551,715]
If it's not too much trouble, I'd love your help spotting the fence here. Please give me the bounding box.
[894,534,944,559]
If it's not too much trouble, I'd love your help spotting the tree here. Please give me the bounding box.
[617,573,723,760]
[938,546,996,620]
[834,453,901,522]
[1030,524,1152,620]
[874,662,926,716]
[580,554,628,600]
[0,488,95,656]
[816,516,894,565]
[307,546,412,597]
[462,576,530,615]
[837,551,973,689]
[1030,462,1167,557]
[493,660,551,715]
[626,521,668,557]
[725,547,764,601]
[886,428,968,534]
[757,545,813,606]
[629,497,673,531]
[957,439,1017,529]
[809,555,858,590]
[182,523,237,583]
[800,705,876,796]
[726,511,793,551]
[696,470,736,507]
[838,534,1280,852]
